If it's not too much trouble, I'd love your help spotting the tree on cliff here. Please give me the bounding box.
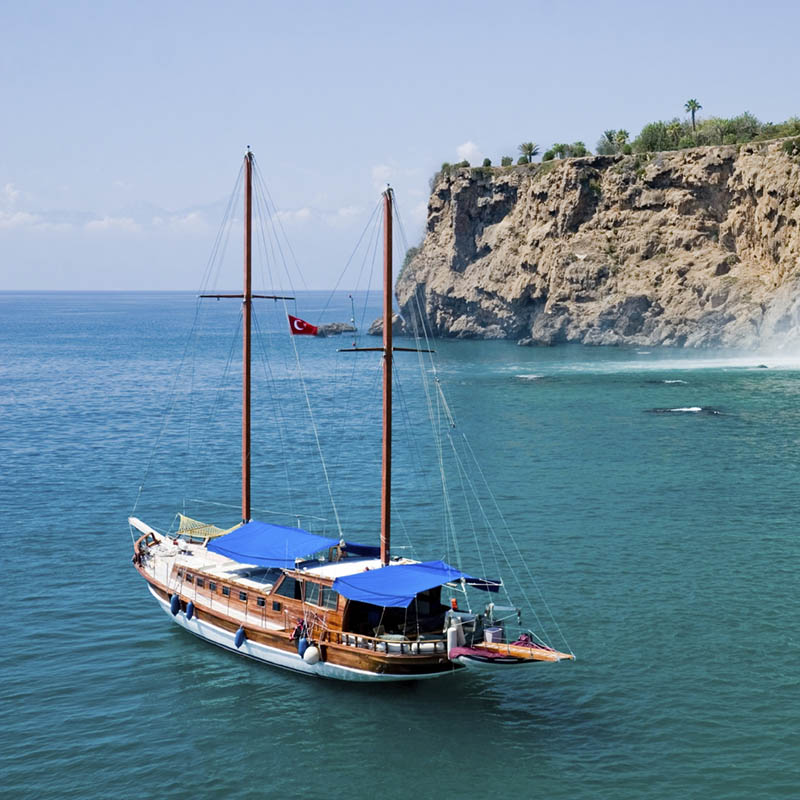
[518,142,540,163]
[597,130,618,155]
[685,99,702,132]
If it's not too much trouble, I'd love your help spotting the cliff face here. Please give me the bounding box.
[396,141,800,348]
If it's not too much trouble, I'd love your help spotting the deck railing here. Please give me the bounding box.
[323,629,447,655]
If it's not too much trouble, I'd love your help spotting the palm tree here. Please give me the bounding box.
[518,142,540,163]
[666,122,682,146]
[615,130,629,149]
[685,99,702,133]
[596,130,617,155]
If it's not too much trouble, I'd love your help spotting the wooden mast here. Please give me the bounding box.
[336,186,430,561]
[198,150,294,524]
[242,150,253,523]
[380,188,393,565]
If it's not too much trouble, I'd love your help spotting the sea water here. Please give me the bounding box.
[1,291,798,799]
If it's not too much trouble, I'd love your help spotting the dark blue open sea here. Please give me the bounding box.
[2,291,798,799]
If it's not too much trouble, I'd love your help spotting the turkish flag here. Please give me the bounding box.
[288,315,319,336]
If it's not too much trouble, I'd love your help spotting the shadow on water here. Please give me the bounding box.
[148,623,616,799]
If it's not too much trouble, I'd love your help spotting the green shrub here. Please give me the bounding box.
[517,156,528,165]
[535,160,558,178]
[400,245,421,276]
[482,158,492,167]
[542,149,555,161]
[455,160,470,168]
[782,137,800,158]
[571,141,589,157]
[634,121,673,153]
[621,144,633,155]
[501,156,513,166]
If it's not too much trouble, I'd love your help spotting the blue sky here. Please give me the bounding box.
[1,0,798,290]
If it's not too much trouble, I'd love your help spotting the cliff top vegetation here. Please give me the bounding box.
[436,103,800,179]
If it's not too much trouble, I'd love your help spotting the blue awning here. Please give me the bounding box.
[332,560,473,608]
[207,520,340,568]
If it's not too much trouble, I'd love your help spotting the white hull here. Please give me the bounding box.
[149,586,456,683]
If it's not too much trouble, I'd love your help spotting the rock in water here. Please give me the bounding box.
[316,322,356,338]
[368,313,407,337]
[396,142,800,349]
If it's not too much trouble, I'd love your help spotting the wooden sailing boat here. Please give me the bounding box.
[129,151,574,681]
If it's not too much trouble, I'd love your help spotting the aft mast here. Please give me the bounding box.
[381,188,393,566]
[337,186,430,563]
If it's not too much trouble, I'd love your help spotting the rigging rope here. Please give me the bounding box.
[132,167,243,519]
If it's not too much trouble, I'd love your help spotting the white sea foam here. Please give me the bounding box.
[664,379,688,384]
[515,374,545,380]
[669,407,702,412]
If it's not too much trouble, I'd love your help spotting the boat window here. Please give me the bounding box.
[222,586,230,597]
[177,569,184,578]
[209,581,217,592]
[305,582,320,606]
[256,597,265,607]
[196,577,205,588]
[186,574,194,583]
[238,591,247,602]
[272,601,281,611]
[274,576,302,600]
[321,587,338,610]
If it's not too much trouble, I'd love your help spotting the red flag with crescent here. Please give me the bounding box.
[288,315,318,336]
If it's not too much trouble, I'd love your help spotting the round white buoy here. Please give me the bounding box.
[303,645,320,664]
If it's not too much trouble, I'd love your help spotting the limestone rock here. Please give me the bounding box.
[368,313,407,337]
[396,142,800,349]
[317,322,356,337]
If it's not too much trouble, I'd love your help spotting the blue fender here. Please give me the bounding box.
[297,636,309,656]
[234,627,246,648]
[186,601,194,620]
[170,595,181,616]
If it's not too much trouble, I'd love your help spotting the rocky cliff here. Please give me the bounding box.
[396,141,800,348]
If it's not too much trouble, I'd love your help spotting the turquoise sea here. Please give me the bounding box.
[2,291,798,799]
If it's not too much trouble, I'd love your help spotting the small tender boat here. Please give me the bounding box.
[130,151,574,681]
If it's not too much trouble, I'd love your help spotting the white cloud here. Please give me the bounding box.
[371,164,393,192]
[151,211,209,233]
[318,204,363,229]
[409,201,428,227]
[2,183,20,210]
[275,207,312,225]
[0,207,73,232]
[456,141,483,165]
[85,216,141,233]
[0,210,40,230]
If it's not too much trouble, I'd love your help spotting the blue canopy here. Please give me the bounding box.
[332,560,472,608]
[207,520,340,568]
